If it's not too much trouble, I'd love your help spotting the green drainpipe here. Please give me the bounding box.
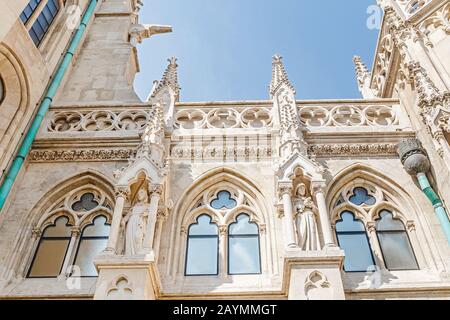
[417,173,450,243]
[398,138,450,245]
[0,0,98,212]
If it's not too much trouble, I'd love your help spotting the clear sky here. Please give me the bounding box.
[134,0,379,102]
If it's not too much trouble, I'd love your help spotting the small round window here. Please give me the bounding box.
[0,76,5,105]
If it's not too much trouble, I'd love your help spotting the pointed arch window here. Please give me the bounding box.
[335,211,375,272]
[73,215,110,277]
[185,215,219,276]
[228,214,261,275]
[28,216,72,278]
[27,188,113,279]
[376,210,418,271]
[333,181,422,272]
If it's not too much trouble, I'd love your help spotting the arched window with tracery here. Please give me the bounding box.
[331,178,421,273]
[179,182,266,278]
[27,186,113,278]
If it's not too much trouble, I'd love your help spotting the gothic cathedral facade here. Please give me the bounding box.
[0,0,449,300]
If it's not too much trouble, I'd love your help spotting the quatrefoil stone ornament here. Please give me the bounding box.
[210,191,237,210]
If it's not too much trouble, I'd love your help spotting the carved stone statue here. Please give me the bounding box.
[294,183,321,251]
[121,187,150,255]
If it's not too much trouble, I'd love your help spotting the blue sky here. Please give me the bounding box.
[134,0,379,102]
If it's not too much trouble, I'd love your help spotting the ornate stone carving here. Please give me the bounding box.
[398,138,431,175]
[129,24,172,46]
[30,149,136,162]
[353,56,376,99]
[304,271,333,300]
[48,110,152,133]
[150,57,181,102]
[308,143,398,156]
[106,277,134,300]
[299,104,400,127]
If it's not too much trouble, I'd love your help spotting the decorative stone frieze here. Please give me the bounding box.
[29,149,136,162]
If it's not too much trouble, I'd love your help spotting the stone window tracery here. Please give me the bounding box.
[183,187,263,277]
[332,180,420,272]
[27,187,113,278]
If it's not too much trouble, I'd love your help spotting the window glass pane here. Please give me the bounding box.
[376,210,405,231]
[74,239,108,276]
[378,232,418,270]
[229,214,258,235]
[210,191,237,210]
[47,0,59,13]
[37,15,49,34]
[29,239,69,277]
[43,216,72,237]
[337,233,375,272]
[189,215,218,236]
[30,0,41,10]
[20,12,29,23]
[82,216,110,237]
[41,6,53,23]
[186,237,218,275]
[72,193,99,212]
[229,236,260,274]
[335,212,365,232]
[349,187,376,206]
[29,27,40,45]
[31,21,44,42]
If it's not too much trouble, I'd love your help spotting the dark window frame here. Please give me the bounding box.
[335,212,376,273]
[21,0,62,47]
[71,215,111,278]
[27,216,72,279]
[375,211,419,271]
[185,214,219,277]
[227,214,262,276]
[0,76,5,106]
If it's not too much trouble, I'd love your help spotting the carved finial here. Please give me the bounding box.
[353,56,375,99]
[269,54,296,97]
[150,57,181,102]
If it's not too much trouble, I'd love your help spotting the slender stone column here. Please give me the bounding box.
[142,184,162,252]
[104,187,129,254]
[278,182,297,248]
[61,227,81,277]
[311,181,336,248]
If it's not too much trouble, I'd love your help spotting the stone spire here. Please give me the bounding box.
[269,55,296,97]
[353,56,376,99]
[150,57,181,102]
